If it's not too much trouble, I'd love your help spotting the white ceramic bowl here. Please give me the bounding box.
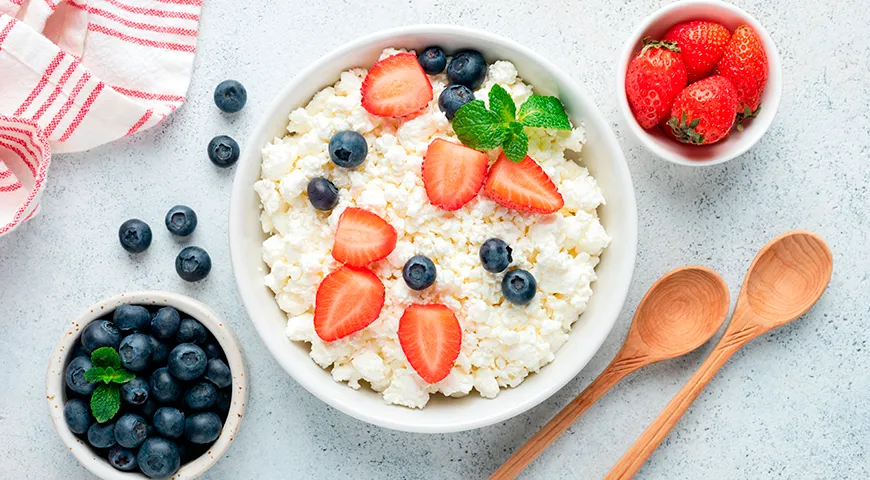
[229,25,637,433]
[616,0,782,166]
[46,292,247,480]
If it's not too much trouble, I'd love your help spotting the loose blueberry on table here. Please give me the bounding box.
[164,205,197,237]
[118,219,152,254]
[61,306,233,478]
[213,79,247,113]
[207,135,240,168]
[175,246,212,282]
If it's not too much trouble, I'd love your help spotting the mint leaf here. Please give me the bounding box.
[517,95,571,130]
[111,369,135,384]
[91,384,120,423]
[503,122,529,162]
[488,84,516,124]
[91,347,120,369]
[452,100,508,150]
[84,367,111,384]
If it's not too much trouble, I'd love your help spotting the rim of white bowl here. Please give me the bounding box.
[46,291,247,480]
[616,0,783,166]
[229,24,637,433]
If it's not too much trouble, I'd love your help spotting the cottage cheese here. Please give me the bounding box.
[255,49,611,408]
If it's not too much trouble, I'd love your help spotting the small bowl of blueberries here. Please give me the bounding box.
[46,292,247,479]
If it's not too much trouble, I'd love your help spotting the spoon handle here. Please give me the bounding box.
[605,340,743,480]
[491,350,648,480]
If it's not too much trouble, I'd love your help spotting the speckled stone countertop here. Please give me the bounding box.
[1,0,868,478]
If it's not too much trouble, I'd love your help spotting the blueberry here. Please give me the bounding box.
[213,79,247,113]
[87,421,117,449]
[175,246,212,282]
[153,407,185,439]
[120,377,150,406]
[65,356,96,395]
[164,205,197,236]
[119,333,154,372]
[207,135,240,168]
[184,412,222,444]
[184,381,217,410]
[402,255,437,290]
[64,398,93,434]
[203,343,223,360]
[151,307,181,339]
[118,219,152,254]
[114,413,148,449]
[328,130,368,168]
[150,337,170,364]
[307,177,339,211]
[447,50,487,89]
[216,390,231,417]
[168,343,207,381]
[176,318,208,344]
[81,320,122,353]
[70,341,89,360]
[150,367,182,404]
[502,269,537,305]
[204,358,232,389]
[480,238,513,273]
[135,399,159,421]
[137,437,181,478]
[438,85,475,120]
[417,46,447,74]
[113,305,151,332]
[108,446,139,472]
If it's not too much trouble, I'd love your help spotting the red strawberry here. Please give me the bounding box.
[717,25,768,116]
[483,153,564,214]
[625,39,688,129]
[398,304,462,384]
[361,52,433,117]
[422,139,489,211]
[332,207,397,267]
[663,21,731,82]
[314,266,385,342]
[667,75,739,145]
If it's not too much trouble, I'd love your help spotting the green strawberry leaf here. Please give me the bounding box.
[91,384,120,423]
[453,100,508,150]
[488,84,516,124]
[91,347,120,369]
[503,122,529,162]
[517,95,572,130]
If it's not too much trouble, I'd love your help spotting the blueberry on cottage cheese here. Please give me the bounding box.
[502,269,537,305]
[108,446,139,472]
[119,333,154,372]
[118,219,152,254]
[213,79,247,113]
[137,437,181,478]
[65,355,96,395]
[87,421,117,449]
[81,319,122,353]
[151,307,181,339]
[120,377,150,406]
[307,177,339,211]
[64,398,93,434]
[417,46,447,74]
[207,135,240,168]
[165,205,198,237]
[114,413,148,449]
[150,367,182,404]
[153,407,185,439]
[438,85,474,120]
[176,318,208,344]
[328,130,368,168]
[184,381,217,410]
[168,343,207,381]
[175,246,212,282]
[479,238,513,273]
[402,255,437,290]
[184,412,222,444]
[447,50,487,89]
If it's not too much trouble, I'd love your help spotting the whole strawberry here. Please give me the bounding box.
[625,38,688,129]
[663,20,731,82]
[717,25,768,116]
[667,75,738,145]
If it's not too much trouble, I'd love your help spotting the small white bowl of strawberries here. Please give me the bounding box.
[617,0,781,166]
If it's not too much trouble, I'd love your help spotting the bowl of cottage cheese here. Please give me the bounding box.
[230,25,637,433]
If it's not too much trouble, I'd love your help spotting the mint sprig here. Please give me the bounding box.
[84,347,134,423]
[453,84,572,162]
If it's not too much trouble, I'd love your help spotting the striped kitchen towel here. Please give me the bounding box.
[0,0,201,236]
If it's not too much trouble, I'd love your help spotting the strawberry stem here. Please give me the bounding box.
[641,37,681,55]
[735,104,760,132]
[667,112,705,145]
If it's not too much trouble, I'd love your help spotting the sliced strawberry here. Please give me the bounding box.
[398,304,462,384]
[314,266,385,342]
[332,207,397,267]
[361,52,433,117]
[483,153,564,214]
[422,139,489,211]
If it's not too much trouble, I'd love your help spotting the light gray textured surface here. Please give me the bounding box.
[1,0,869,478]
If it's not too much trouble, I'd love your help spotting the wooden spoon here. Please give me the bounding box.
[607,231,833,480]
[492,266,730,480]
